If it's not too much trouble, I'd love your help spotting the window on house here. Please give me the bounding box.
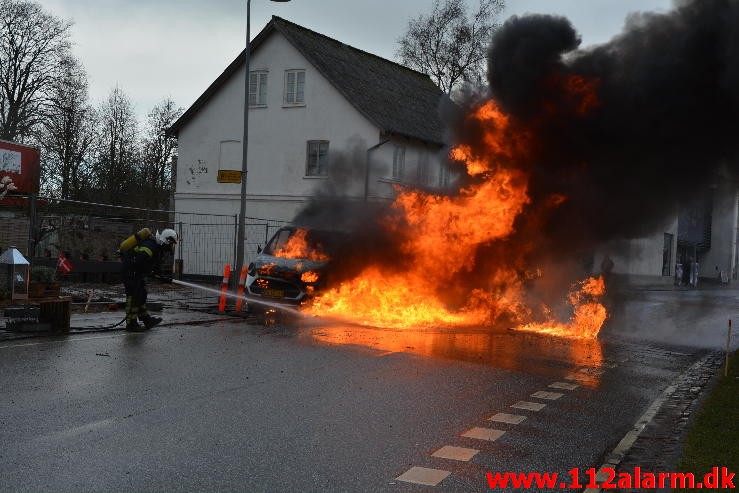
[249,71,268,106]
[284,70,305,105]
[306,140,329,176]
[392,145,406,180]
[439,163,450,187]
[416,151,429,185]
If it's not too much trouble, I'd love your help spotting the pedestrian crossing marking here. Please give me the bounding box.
[431,445,479,461]
[488,412,527,424]
[531,391,564,400]
[549,382,579,390]
[511,400,546,411]
[461,427,506,441]
[396,466,451,486]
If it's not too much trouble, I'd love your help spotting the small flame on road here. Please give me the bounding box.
[516,276,607,339]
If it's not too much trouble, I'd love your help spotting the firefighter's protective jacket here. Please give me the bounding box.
[121,237,163,279]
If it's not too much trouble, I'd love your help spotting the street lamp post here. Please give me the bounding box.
[235,0,291,287]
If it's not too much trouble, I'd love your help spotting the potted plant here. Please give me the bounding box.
[29,266,60,298]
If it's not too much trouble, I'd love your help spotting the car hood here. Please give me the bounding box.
[253,255,327,279]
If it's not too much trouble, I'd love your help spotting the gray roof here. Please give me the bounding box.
[170,16,446,146]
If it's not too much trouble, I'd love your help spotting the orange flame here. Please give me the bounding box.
[275,229,329,261]
[304,97,608,339]
[516,276,607,339]
[301,271,319,283]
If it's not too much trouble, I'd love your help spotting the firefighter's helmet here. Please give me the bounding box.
[156,228,178,246]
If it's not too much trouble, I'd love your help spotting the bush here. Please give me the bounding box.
[30,266,56,283]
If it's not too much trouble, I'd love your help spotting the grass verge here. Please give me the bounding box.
[674,350,738,491]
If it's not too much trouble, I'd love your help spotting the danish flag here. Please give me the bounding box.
[57,254,73,274]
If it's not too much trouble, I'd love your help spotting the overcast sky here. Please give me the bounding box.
[41,0,673,122]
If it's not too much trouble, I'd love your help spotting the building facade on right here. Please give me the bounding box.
[597,174,738,285]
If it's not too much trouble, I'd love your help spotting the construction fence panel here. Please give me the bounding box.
[174,213,237,279]
[5,195,290,279]
[1,195,292,310]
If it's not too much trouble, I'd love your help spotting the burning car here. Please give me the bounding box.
[245,226,336,304]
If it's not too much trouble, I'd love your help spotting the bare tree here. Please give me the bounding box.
[396,0,504,95]
[138,97,183,208]
[38,57,96,199]
[0,0,73,141]
[91,86,139,204]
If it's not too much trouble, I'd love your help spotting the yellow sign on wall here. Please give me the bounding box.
[217,170,242,183]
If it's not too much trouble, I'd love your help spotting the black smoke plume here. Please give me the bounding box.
[478,0,739,253]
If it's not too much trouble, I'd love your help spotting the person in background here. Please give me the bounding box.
[690,257,699,288]
[682,256,692,286]
[120,229,177,332]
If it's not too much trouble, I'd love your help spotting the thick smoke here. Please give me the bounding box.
[290,145,403,285]
[481,0,739,251]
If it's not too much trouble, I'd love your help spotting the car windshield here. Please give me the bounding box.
[264,228,332,261]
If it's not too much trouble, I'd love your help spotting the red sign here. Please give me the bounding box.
[0,139,40,201]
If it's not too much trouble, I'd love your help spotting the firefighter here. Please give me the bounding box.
[121,228,177,331]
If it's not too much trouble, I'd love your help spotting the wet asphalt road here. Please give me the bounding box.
[0,288,735,492]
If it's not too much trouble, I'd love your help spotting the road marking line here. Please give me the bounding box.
[396,467,451,486]
[549,382,579,390]
[531,391,564,400]
[564,373,594,382]
[461,427,505,441]
[511,401,546,411]
[488,412,527,424]
[431,445,479,462]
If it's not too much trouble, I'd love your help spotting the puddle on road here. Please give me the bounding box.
[302,324,605,386]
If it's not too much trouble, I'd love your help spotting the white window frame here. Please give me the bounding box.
[249,71,268,107]
[392,145,406,180]
[306,140,329,177]
[284,69,306,105]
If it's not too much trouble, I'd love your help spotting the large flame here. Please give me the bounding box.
[275,229,329,261]
[305,89,607,339]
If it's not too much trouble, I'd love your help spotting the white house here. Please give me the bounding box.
[169,17,449,275]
